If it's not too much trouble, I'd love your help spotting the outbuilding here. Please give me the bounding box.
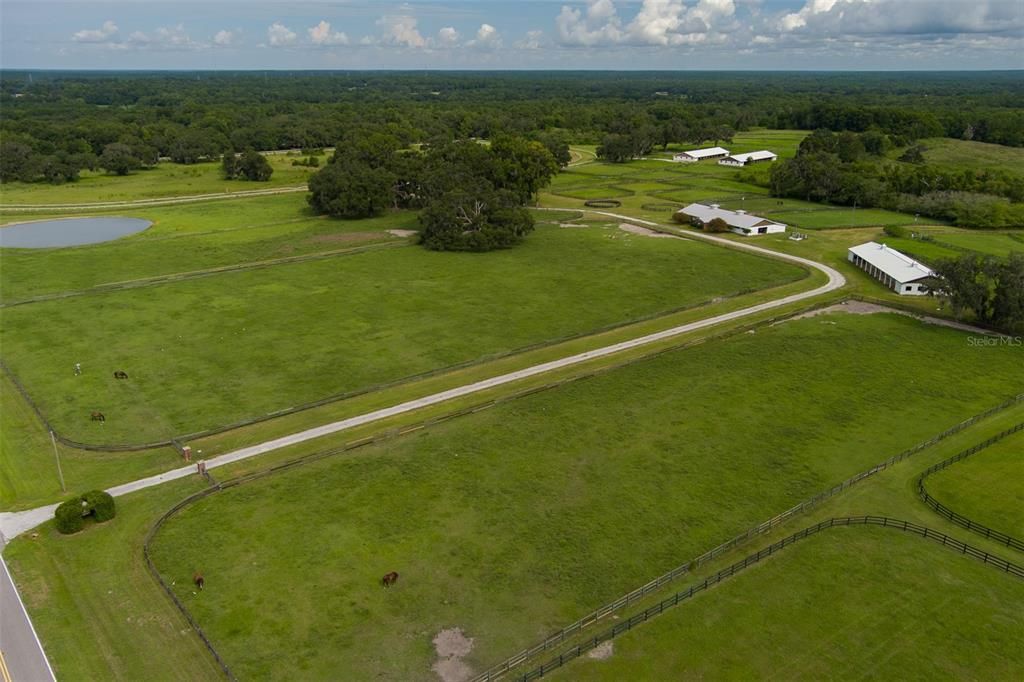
[677,203,787,236]
[673,146,730,163]
[847,242,935,295]
[718,150,778,167]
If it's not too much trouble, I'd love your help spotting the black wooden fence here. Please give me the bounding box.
[917,422,1024,552]
[470,392,1024,682]
[515,516,1024,681]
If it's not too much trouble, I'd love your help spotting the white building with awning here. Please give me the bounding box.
[847,242,935,295]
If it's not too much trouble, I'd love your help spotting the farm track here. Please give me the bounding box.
[0,240,406,308]
[0,185,308,213]
[0,209,844,541]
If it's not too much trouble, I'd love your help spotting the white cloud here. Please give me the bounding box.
[377,15,427,48]
[72,20,118,43]
[127,24,202,51]
[308,20,349,46]
[555,0,737,47]
[777,0,1024,35]
[437,26,461,48]
[516,29,545,50]
[469,23,502,48]
[213,30,235,46]
[267,22,297,47]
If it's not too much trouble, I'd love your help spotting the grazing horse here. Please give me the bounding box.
[193,573,205,591]
[90,411,105,422]
[381,571,399,588]
[113,370,129,380]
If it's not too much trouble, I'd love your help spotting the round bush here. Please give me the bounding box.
[83,490,116,523]
[54,498,86,535]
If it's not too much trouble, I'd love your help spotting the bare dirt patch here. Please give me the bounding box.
[559,222,588,228]
[618,223,679,239]
[387,229,418,238]
[781,300,996,334]
[587,640,615,660]
[432,627,475,682]
[307,231,386,245]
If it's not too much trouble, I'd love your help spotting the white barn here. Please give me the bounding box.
[718,150,778,167]
[677,203,787,236]
[847,242,935,296]
[673,146,730,163]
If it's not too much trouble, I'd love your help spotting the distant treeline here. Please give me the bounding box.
[0,71,1021,185]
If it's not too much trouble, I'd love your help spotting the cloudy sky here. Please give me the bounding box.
[2,0,1022,70]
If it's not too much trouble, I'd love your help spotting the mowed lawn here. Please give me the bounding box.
[926,432,1023,539]
[146,313,1024,681]
[0,155,317,205]
[0,224,804,443]
[556,529,1024,681]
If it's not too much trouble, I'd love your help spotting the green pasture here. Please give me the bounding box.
[898,137,1024,177]
[0,223,803,443]
[874,237,963,265]
[934,232,1024,257]
[927,432,1023,538]
[558,529,1024,680]
[0,193,414,301]
[0,155,316,205]
[142,313,1024,680]
[773,208,926,230]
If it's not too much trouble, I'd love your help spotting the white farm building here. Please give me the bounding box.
[677,203,787,236]
[847,242,935,296]
[673,147,730,163]
[718,150,778,167]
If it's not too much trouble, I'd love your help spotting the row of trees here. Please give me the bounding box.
[597,123,735,162]
[307,133,562,251]
[935,253,1024,332]
[768,130,1024,228]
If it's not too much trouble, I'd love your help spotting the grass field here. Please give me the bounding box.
[896,137,1024,177]
[556,529,1024,680]
[0,155,316,205]
[933,232,1024,257]
[926,432,1023,538]
[771,208,926,229]
[142,313,1024,680]
[0,222,804,444]
[0,194,416,301]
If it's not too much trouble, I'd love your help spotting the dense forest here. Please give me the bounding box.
[2,70,1022,228]
[1,71,1022,180]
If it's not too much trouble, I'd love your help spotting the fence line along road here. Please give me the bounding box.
[515,516,1024,681]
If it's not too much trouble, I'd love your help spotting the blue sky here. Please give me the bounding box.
[2,1,1022,70]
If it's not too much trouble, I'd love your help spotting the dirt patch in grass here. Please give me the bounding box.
[618,223,679,239]
[307,231,387,244]
[782,300,994,334]
[432,627,474,682]
[387,229,417,238]
[587,640,614,660]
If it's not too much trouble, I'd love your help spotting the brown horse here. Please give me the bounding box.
[381,571,399,588]
[90,411,105,422]
[113,370,129,380]
[193,573,205,591]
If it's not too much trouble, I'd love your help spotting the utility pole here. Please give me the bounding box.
[50,431,66,493]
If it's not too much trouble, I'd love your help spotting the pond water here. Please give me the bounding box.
[0,217,153,248]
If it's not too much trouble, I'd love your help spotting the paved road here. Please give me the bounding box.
[0,208,843,682]
[0,218,843,542]
[0,556,56,682]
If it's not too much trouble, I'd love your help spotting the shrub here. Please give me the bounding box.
[83,490,117,523]
[54,498,86,535]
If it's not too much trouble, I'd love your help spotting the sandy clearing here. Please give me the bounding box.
[618,223,678,239]
[387,229,418,238]
[587,640,614,660]
[433,628,475,682]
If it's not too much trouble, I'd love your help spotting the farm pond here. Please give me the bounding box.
[0,217,152,248]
